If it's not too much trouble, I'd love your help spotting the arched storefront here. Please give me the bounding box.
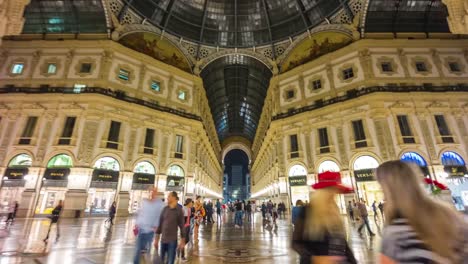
[401,152,430,177]
[1,154,32,212]
[129,161,156,213]
[86,157,121,215]
[35,154,73,215]
[352,155,382,204]
[166,164,185,200]
[317,160,351,213]
[288,164,309,205]
[440,151,468,211]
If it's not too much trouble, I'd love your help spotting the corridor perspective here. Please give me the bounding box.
[0,0,468,263]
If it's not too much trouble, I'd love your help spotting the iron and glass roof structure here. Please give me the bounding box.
[200,55,272,142]
[126,0,349,48]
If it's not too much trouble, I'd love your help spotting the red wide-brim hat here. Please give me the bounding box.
[312,171,354,193]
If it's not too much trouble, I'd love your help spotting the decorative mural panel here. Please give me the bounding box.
[281,32,352,73]
[119,32,192,73]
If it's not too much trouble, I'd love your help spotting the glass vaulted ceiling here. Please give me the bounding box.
[201,55,272,142]
[127,0,348,48]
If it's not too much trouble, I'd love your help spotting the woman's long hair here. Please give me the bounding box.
[376,160,464,262]
[304,187,344,239]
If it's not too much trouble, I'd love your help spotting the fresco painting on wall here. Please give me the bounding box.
[281,32,353,73]
[119,32,192,73]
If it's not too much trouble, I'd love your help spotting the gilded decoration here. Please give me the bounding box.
[280,31,353,73]
[119,32,192,73]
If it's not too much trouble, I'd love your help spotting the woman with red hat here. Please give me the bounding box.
[292,171,356,264]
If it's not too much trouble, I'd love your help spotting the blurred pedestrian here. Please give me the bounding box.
[193,196,204,242]
[6,201,19,224]
[291,200,304,225]
[347,201,354,222]
[155,192,186,264]
[376,161,468,263]
[105,201,116,226]
[378,201,384,219]
[372,201,379,221]
[44,200,63,243]
[357,198,375,237]
[215,199,222,223]
[133,188,164,264]
[178,198,193,261]
[261,202,266,218]
[292,171,356,264]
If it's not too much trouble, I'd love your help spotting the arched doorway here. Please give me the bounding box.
[36,154,73,215]
[288,164,308,205]
[440,151,467,211]
[401,152,430,177]
[352,155,382,204]
[1,154,33,213]
[129,161,156,213]
[87,156,121,215]
[223,149,249,202]
[166,164,185,201]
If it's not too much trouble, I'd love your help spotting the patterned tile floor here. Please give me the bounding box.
[0,212,382,263]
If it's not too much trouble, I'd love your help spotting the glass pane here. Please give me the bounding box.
[94,157,120,171]
[8,154,33,167]
[47,154,73,168]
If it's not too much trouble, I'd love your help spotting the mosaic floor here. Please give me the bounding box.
[0,212,383,263]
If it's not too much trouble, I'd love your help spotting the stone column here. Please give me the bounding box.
[62,190,88,218]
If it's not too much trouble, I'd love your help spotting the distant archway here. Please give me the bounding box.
[223,149,250,201]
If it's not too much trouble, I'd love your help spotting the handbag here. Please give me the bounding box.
[133,226,139,236]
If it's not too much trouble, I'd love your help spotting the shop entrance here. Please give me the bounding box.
[1,154,32,214]
[129,189,151,213]
[86,188,116,215]
[288,165,309,205]
[0,187,23,214]
[87,157,121,216]
[353,155,382,207]
[130,161,156,214]
[35,188,66,215]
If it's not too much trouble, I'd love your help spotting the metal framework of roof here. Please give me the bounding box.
[200,55,272,142]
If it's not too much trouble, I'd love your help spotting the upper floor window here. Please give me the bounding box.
[151,81,161,92]
[178,90,186,101]
[58,116,76,145]
[144,128,155,154]
[312,79,322,90]
[342,68,354,80]
[448,62,461,72]
[397,115,415,144]
[175,135,184,158]
[11,63,24,74]
[118,69,130,81]
[381,62,393,72]
[434,115,454,143]
[19,116,38,145]
[352,120,367,148]
[415,62,427,72]
[286,90,295,99]
[290,134,299,158]
[80,63,92,73]
[106,121,121,149]
[47,63,57,74]
[318,127,330,154]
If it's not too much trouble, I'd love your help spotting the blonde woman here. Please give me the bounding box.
[292,171,356,264]
[376,161,468,263]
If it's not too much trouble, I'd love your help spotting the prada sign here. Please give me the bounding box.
[92,169,119,182]
[354,169,375,182]
[44,168,70,181]
[444,166,467,178]
[4,168,28,180]
[133,173,155,185]
[289,176,307,186]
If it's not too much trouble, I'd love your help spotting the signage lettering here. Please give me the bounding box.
[444,165,467,178]
[92,169,119,182]
[44,168,70,181]
[354,169,375,182]
[289,176,307,186]
[167,176,184,187]
[133,173,155,185]
[4,168,28,180]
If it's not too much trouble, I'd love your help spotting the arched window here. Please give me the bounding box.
[318,160,340,173]
[167,165,184,177]
[441,151,465,166]
[401,152,427,167]
[94,157,120,171]
[289,164,307,177]
[47,154,73,168]
[353,155,379,170]
[134,161,156,174]
[8,154,32,167]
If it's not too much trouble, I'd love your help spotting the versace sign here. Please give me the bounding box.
[354,169,375,182]
[289,176,307,186]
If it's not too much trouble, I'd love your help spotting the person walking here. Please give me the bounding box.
[155,191,186,264]
[179,198,193,261]
[261,202,266,219]
[245,201,252,222]
[105,201,116,226]
[357,199,375,237]
[272,203,278,224]
[347,201,354,222]
[215,199,222,223]
[376,161,468,263]
[6,201,19,224]
[44,200,63,243]
[251,201,256,222]
[371,201,379,221]
[378,201,384,220]
[193,196,204,242]
[234,200,243,228]
[292,171,356,264]
[291,200,304,225]
[206,200,213,224]
[133,187,164,264]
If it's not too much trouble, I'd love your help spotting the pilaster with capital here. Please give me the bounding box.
[397,48,411,77]
[325,64,337,96]
[430,49,444,77]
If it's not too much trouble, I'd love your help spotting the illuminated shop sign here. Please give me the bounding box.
[43,168,70,181]
[289,176,307,186]
[133,173,155,185]
[92,169,119,182]
[3,168,28,180]
[354,169,375,182]
[444,166,467,178]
